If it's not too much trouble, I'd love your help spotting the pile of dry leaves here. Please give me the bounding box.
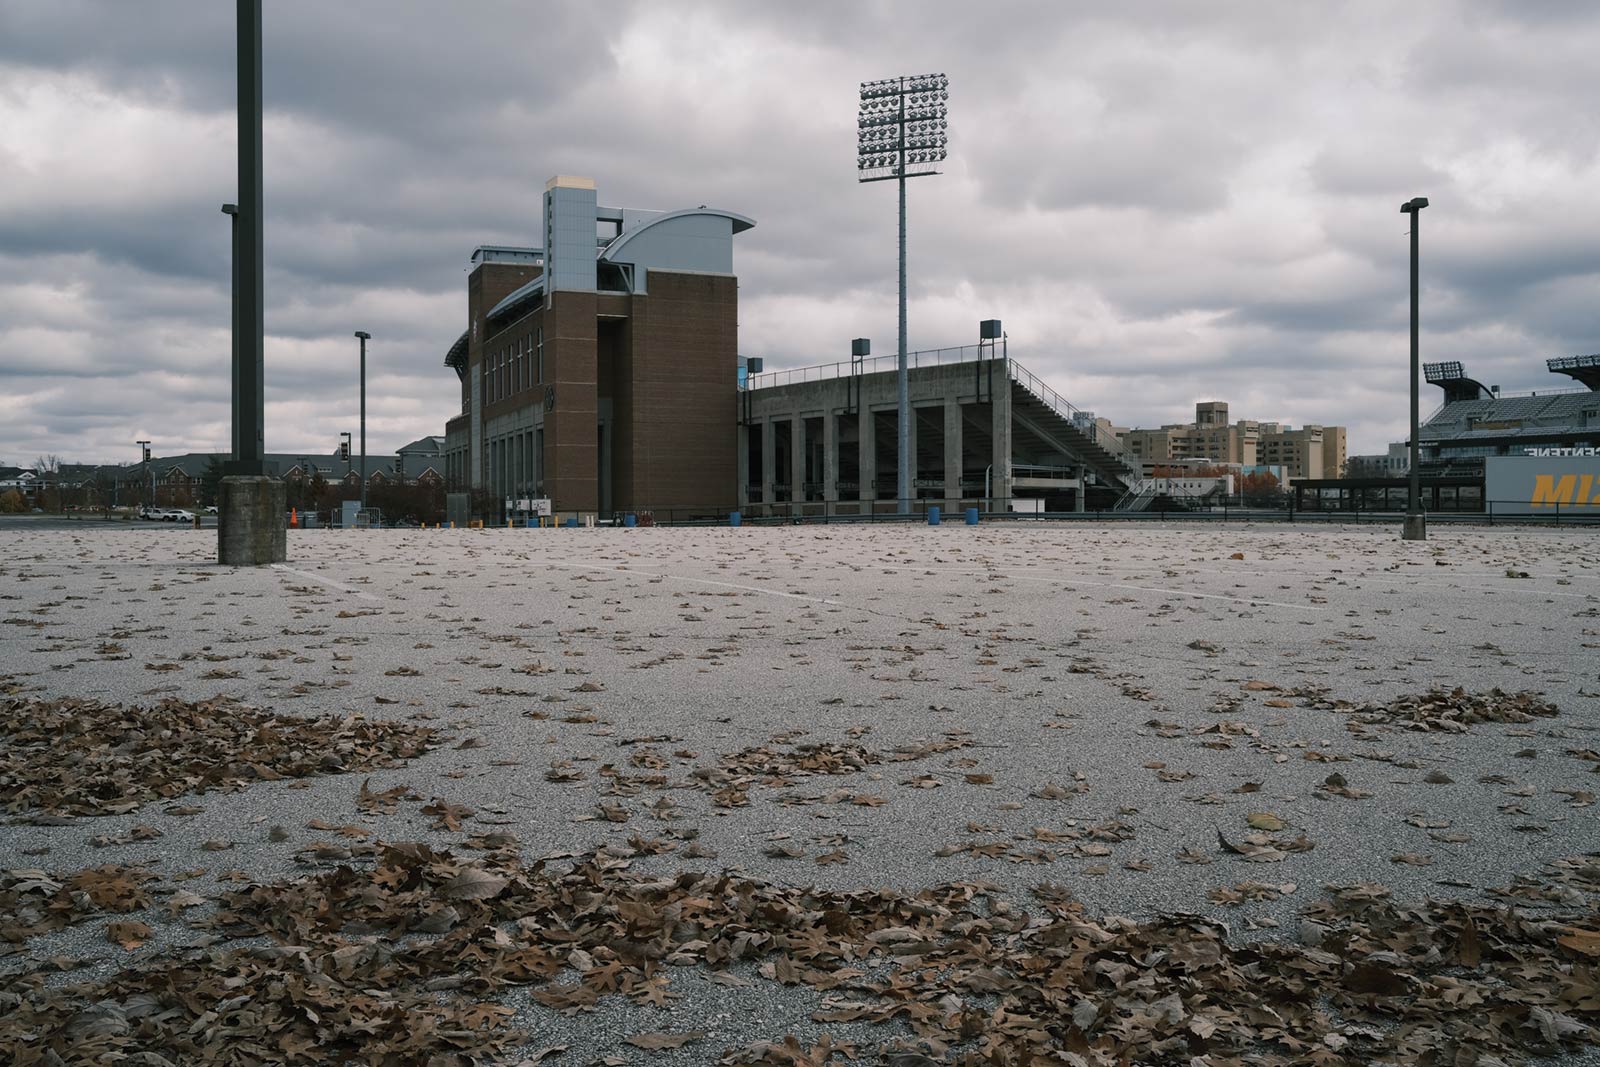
[686,735,970,810]
[0,864,158,949]
[1308,687,1560,733]
[2,841,1595,1066]
[0,696,437,817]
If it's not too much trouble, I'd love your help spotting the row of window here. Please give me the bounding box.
[485,429,545,499]
[485,327,544,404]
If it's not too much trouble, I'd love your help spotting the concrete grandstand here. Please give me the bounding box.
[740,343,1140,516]
[1418,356,1600,476]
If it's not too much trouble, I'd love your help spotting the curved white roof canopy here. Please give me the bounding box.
[599,208,755,292]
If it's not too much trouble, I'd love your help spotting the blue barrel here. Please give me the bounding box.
[966,507,979,525]
[928,506,941,525]
[565,517,578,528]
[623,513,637,528]
[729,511,742,527]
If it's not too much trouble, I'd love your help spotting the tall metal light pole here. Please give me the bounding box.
[858,73,948,516]
[217,0,284,564]
[1400,196,1428,541]
[354,331,370,512]
[231,0,264,476]
[221,203,239,457]
[136,440,151,511]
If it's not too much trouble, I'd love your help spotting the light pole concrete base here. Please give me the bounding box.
[1401,514,1428,541]
[218,476,287,565]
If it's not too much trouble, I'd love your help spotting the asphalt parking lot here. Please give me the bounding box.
[2,522,1598,1064]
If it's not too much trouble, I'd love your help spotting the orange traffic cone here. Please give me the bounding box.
[290,507,298,529]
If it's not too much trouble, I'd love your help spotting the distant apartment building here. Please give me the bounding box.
[1119,402,1346,480]
[1346,442,1410,477]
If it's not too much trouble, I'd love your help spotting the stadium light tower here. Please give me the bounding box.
[859,72,948,516]
[354,331,371,513]
[1400,196,1428,541]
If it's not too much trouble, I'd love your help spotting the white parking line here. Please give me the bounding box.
[940,563,1331,614]
[529,559,1321,612]
[534,560,852,608]
[270,563,382,603]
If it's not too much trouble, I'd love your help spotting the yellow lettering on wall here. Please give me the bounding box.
[1531,474,1577,508]
[1581,475,1596,507]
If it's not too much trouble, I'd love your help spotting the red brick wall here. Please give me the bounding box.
[617,271,737,511]
[546,291,598,512]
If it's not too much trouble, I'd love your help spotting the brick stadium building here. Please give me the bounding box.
[440,176,754,520]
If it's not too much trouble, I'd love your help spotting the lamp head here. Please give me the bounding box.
[354,331,371,340]
[221,203,238,215]
[1400,196,1429,213]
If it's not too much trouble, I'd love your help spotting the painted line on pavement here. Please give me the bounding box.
[903,565,1325,611]
[534,559,852,608]
[530,558,1319,613]
[270,563,382,602]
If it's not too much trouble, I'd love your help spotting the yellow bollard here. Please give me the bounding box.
[448,521,454,529]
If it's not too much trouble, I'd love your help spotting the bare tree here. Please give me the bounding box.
[31,454,63,512]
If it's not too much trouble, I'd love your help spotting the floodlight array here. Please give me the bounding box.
[857,73,949,173]
[859,73,948,99]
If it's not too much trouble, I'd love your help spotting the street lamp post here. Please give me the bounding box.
[217,0,285,564]
[221,203,239,458]
[354,331,370,514]
[858,73,948,517]
[136,440,151,512]
[1400,196,1428,541]
[230,0,264,476]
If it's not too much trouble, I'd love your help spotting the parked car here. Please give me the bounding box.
[139,507,161,520]
[204,506,218,515]
[165,509,195,522]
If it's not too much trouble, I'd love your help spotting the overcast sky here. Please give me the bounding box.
[2,0,1598,465]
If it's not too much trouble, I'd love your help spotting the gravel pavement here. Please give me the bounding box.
[2,521,1598,1064]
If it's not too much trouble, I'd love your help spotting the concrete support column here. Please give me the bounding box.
[790,417,806,508]
[864,412,876,508]
[1075,473,1086,513]
[943,399,963,509]
[218,475,286,565]
[736,421,750,508]
[823,411,839,503]
[990,384,1012,508]
[760,420,776,512]
[860,407,877,504]
[905,405,918,505]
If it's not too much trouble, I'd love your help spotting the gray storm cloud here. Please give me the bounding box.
[2,0,1598,463]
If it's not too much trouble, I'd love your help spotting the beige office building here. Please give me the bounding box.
[1120,403,1346,480]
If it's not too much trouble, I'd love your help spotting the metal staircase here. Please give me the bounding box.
[1113,484,1161,511]
[1007,360,1142,493]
